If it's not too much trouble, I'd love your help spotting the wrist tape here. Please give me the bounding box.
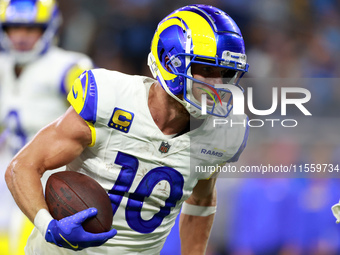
[34,209,53,237]
[181,202,216,216]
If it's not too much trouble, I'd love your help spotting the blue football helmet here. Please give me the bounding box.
[148,4,249,118]
[0,0,61,64]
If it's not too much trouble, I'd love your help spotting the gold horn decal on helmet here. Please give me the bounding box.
[35,0,57,23]
[151,10,217,82]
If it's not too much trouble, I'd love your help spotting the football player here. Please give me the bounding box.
[0,0,92,254]
[5,4,249,255]
[0,0,93,155]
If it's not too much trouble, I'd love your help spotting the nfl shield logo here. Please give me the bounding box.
[159,141,171,153]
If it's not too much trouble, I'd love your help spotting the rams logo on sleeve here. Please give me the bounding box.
[67,70,98,123]
[67,72,86,113]
[108,108,134,133]
[67,70,98,146]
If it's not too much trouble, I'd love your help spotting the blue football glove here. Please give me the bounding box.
[45,208,117,251]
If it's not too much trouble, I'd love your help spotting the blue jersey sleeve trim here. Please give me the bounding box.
[79,70,98,124]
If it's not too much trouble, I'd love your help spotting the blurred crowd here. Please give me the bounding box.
[58,0,340,78]
[2,0,340,254]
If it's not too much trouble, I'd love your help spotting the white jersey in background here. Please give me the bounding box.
[0,46,93,155]
[25,69,248,255]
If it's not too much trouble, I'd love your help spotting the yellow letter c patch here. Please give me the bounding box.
[108,108,134,133]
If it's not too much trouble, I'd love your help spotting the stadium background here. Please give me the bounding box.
[1,0,340,254]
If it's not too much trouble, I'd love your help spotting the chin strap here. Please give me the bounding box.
[183,29,205,118]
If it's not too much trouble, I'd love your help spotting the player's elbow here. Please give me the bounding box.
[5,160,15,190]
[5,157,25,191]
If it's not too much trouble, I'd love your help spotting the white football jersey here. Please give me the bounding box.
[25,69,248,255]
[0,46,93,155]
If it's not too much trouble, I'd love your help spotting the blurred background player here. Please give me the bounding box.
[0,0,93,254]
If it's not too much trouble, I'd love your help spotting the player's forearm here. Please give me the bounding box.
[5,109,91,224]
[179,179,217,254]
[179,212,215,255]
[5,156,47,223]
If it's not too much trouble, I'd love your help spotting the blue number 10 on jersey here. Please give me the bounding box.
[108,152,184,234]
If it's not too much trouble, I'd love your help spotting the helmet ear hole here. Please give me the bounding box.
[164,55,172,72]
[159,49,172,72]
[159,49,165,63]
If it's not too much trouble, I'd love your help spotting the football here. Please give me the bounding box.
[45,171,113,233]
